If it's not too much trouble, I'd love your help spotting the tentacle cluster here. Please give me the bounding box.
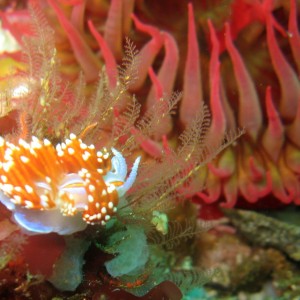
[2,0,300,208]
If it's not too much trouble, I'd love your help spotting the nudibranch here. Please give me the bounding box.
[0,134,140,235]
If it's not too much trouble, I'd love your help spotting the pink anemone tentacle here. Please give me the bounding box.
[69,0,86,33]
[207,20,226,145]
[266,14,300,121]
[130,127,164,158]
[288,0,300,73]
[88,20,118,89]
[103,0,123,60]
[148,67,163,100]
[262,86,284,162]
[130,14,163,91]
[180,3,203,128]
[146,32,179,110]
[225,22,262,141]
[47,0,101,82]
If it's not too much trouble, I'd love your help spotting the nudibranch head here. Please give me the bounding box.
[0,134,140,235]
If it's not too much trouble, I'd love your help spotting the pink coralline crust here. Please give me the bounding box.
[0,219,18,241]
[3,0,300,209]
[22,233,65,277]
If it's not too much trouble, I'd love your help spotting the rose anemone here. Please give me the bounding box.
[2,0,300,210]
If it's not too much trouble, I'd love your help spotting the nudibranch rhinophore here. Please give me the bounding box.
[0,134,140,235]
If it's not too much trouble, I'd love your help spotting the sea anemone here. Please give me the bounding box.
[0,0,298,297]
[17,0,298,210]
[0,2,238,295]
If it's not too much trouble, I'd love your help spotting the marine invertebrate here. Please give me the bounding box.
[0,134,140,234]
[0,1,296,298]
[10,0,296,210]
[0,2,243,296]
[131,0,300,209]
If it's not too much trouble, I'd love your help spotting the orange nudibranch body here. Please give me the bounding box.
[0,134,140,235]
